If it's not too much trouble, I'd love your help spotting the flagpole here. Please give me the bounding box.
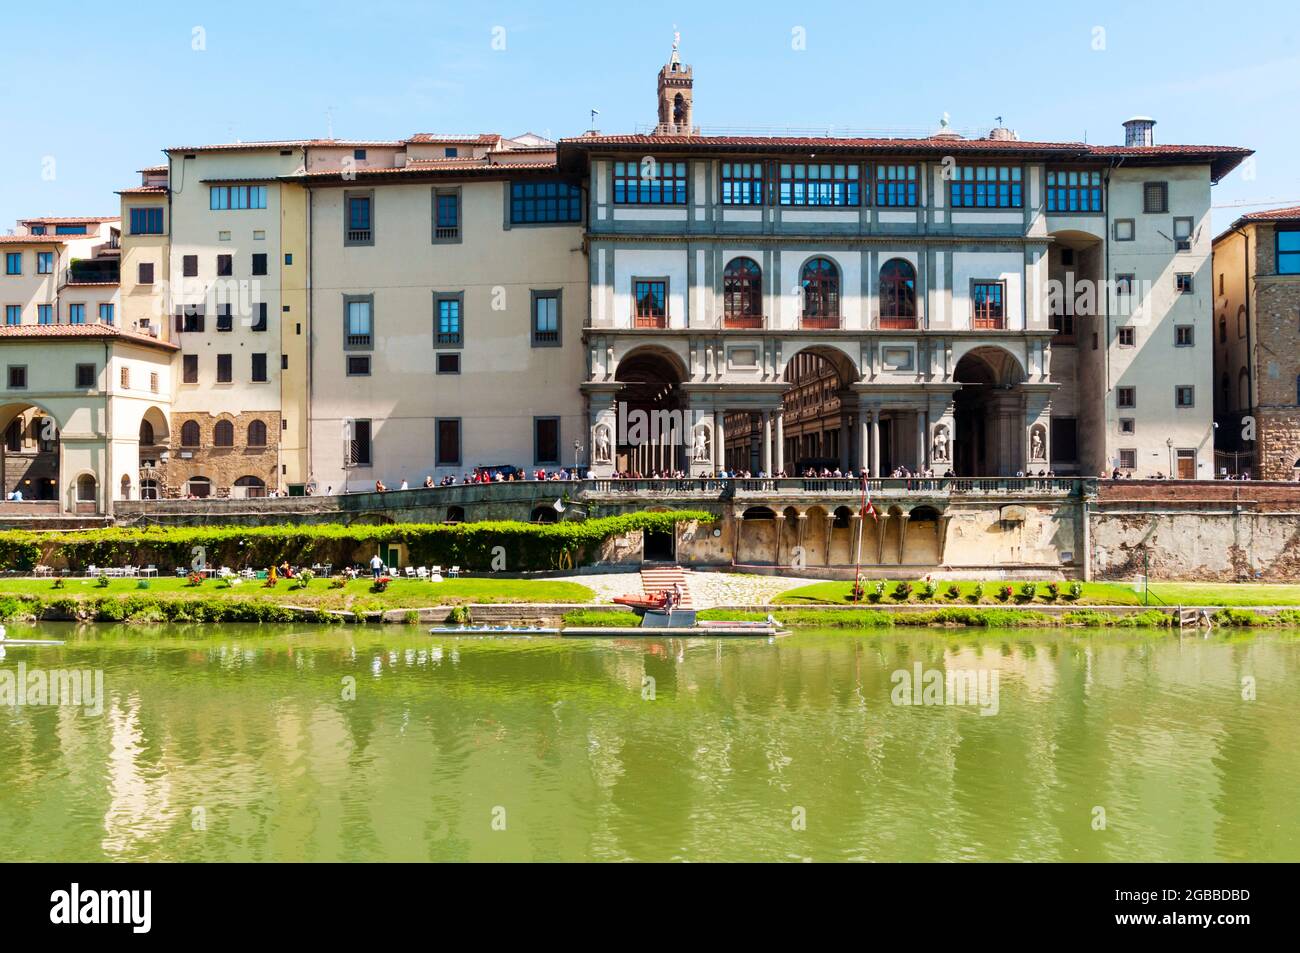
[854,472,866,602]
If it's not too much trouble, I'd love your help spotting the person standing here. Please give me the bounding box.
[370,553,384,580]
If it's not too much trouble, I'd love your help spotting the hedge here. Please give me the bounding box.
[0,594,338,624]
[0,511,716,574]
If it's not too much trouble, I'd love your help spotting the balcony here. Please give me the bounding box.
[346,332,372,348]
[345,228,372,244]
[633,314,668,329]
[532,329,559,345]
[723,313,765,329]
[878,315,917,330]
[973,313,1006,330]
[436,330,462,346]
[800,314,841,330]
[434,225,459,241]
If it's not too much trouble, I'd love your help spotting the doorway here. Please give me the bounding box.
[1176,449,1197,480]
[643,528,676,562]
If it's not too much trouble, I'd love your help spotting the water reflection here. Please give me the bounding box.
[0,623,1296,861]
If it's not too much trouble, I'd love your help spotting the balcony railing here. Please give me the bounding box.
[634,314,668,329]
[532,329,559,344]
[435,330,463,346]
[346,332,372,348]
[346,228,372,243]
[723,313,764,329]
[800,314,841,330]
[434,226,459,240]
[581,477,1083,498]
[973,313,1005,330]
[878,315,917,330]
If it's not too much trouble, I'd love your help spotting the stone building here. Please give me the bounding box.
[1212,206,1300,479]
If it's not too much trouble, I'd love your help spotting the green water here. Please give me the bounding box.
[1,623,1297,862]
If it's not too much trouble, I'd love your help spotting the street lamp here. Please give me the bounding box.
[573,439,584,477]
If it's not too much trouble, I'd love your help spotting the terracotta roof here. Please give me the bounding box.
[166,138,404,153]
[0,234,70,244]
[287,160,563,184]
[1233,205,1300,223]
[137,164,168,173]
[117,185,168,195]
[407,133,502,145]
[0,324,178,351]
[17,215,118,225]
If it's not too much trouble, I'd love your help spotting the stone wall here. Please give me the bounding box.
[162,411,281,498]
[1252,224,1300,480]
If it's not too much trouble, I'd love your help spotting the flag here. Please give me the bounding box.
[860,477,878,522]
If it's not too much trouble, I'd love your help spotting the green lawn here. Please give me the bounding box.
[774,579,1300,607]
[0,575,594,609]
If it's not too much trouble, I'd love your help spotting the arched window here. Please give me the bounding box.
[530,505,558,524]
[247,419,267,447]
[723,257,763,328]
[76,473,97,502]
[800,258,840,328]
[186,476,211,498]
[879,258,917,328]
[140,420,155,446]
[181,420,200,447]
[4,420,21,453]
[445,505,465,524]
[233,475,265,498]
[120,474,132,500]
[1237,306,1247,338]
[213,420,234,447]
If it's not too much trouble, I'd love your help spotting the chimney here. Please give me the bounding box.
[1123,116,1156,147]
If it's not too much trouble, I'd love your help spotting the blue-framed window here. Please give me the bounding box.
[36,252,53,274]
[779,163,861,207]
[510,181,582,223]
[720,163,764,206]
[1046,169,1102,212]
[875,164,919,207]
[348,196,371,230]
[129,207,164,234]
[5,306,20,325]
[29,226,46,235]
[55,224,87,235]
[613,159,687,205]
[37,305,52,324]
[99,303,114,324]
[68,304,85,324]
[950,165,1023,208]
[4,253,21,275]
[209,185,268,210]
[436,296,462,345]
[1277,228,1300,276]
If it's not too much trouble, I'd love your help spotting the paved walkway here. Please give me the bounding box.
[553,569,827,609]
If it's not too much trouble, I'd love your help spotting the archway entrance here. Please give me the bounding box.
[953,348,1026,476]
[614,349,687,476]
[781,347,858,474]
[0,404,59,501]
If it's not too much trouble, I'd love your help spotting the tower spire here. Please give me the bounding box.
[656,31,694,135]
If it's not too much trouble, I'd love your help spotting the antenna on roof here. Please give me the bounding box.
[590,107,600,131]
[326,106,335,140]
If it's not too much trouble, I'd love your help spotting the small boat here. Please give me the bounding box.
[0,625,64,646]
[427,624,559,635]
[563,610,788,638]
[612,592,669,610]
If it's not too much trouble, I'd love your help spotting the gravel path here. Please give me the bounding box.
[553,569,829,609]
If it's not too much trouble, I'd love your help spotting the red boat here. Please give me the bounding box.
[612,591,670,610]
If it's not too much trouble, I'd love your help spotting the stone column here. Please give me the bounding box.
[871,410,882,478]
[761,409,772,475]
[774,408,785,476]
[916,411,927,472]
[840,415,851,471]
[713,410,724,472]
[859,412,871,473]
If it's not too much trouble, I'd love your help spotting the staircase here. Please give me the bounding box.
[640,565,694,607]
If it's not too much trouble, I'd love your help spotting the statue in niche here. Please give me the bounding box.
[691,424,712,463]
[594,424,612,464]
[931,425,950,463]
[1030,424,1046,461]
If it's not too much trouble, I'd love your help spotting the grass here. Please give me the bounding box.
[561,609,642,627]
[774,579,1300,607]
[0,575,594,611]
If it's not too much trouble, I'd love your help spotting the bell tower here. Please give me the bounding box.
[655,31,694,135]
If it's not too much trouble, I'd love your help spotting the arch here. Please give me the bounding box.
[445,505,465,523]
[879,258,917,328]
[247,419,267,447]
[909,505,941,521]
[76,473,97,502]
[0,402,61,502]
[613,346,688,475]
[799,256,840,327]
[780,341,860,384]
[140,478,159,501]
[140,406,169,445]
[722,257,763,328]
[742,506,776,520]
[120,473,132,500]
[832,505,854,528]
[530,505,559,524]
[233,475,266,498]
[952,344,1026,387]
[952,347,1028,476]
[139,419,155,447]
[181,420,201,447]
[213,419,234,448]
[186,475,212,498]
[615,344,688,385]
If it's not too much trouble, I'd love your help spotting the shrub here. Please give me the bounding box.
[1045,582,1060,600]
[329,577,347,589]
[95,573,110,588]
[51,577,64,590]
[447,605,472,624]
[372,576,392,593]
[918,581,937,601]
[293,569,315,591]
[850,580,866,602]
[1068,581,1083,601]
[997,584,1013,602]
[869,580,886,603]
[945,583,961,600]
[1020,582,1038,601]
[136,578,150,589]
[186,572,203,587]
[970,582,984,602]
[892,581,913,601]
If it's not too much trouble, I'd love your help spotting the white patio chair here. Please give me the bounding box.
[404,566,416,578]
[416,567,428,579]
[448,566,461,578]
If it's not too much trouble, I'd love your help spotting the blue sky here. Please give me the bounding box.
[1,0,1297,230]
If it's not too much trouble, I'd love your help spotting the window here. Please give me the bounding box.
[435,293,463,346]
[252,302,268,332]
[531,291,561,345]
[353,148,366,161]
[181,421,200,447]
[1175,325,1194,347]
[76,364,95,388]
[950,166,1022,208]
[1175,385,1195,408]
[7,365,26,389]
[182,355,198,383]
[612,159,687,205]
[1115,274,1135,300]
[971,281,1005,329]
[344,295,373,349]
[879,258,917,328]
[187,477,211,498]
[436,353,460,374]
[1116,386,1136,409]
[445,147,458,158]
[68,304,85,324]
[1049,312,1075,343]
[183,255,198,277]
[433,188,460,241]
[216,354,232,383]
[150,372,158,393]
[99,303,114,325]
[1142,182,1168,213]
[1050,418,1078,464]
[720,163,764,206]
[37,305,51,325]
[347,354,371,376]
[55,224,87,235]
[345,191,374,244]
[29,226,45,235]
[1173,216,1194,251]
[216,304,233,332]
[875,164,918,207]
[633,279,667,328]
[534,417,560,465]
[251,353,268,382]
[346,419,372,466]
[722,258,763,328]
[248,420,267,447]
[138,262,154,284]
[120,366,130,389]
[209,185,267,210]
[1118,327,1136,347]
[1175,273,1193,294]
[4,253,20,275]
[213,420,234,447]
[129,207,163,234]
[1119,449,1137,470]
[801,258,840,327]
[1046,169,1102,212]
[1114,219,1135,241]
[4,306,20,325]
[217,254,233,277]
[1118,418,1136,435]
[36,252,52,274]
[510,180,583,223]
[779,163,860,206]
[251,253,267,276]
[175,305,204,333]
[140,420,155,446]
[285,253,293,266]
[1237,306,1246,338]
[1278,228,1300,275]
[436,419,461,466]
